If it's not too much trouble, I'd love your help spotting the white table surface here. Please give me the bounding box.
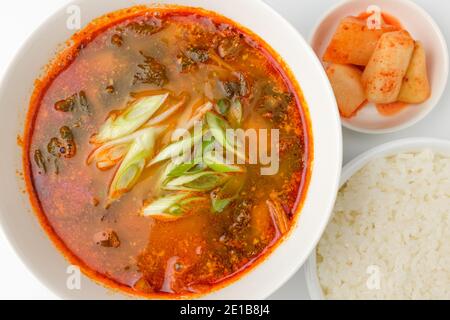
[0,0,448,300]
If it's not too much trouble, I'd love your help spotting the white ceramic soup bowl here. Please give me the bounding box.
[0,0,342,299]
[310,0,449,134]
[305,137,450,300]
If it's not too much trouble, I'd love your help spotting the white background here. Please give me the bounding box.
[0,0,448,300]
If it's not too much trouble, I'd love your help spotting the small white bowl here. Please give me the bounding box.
[310,0,449,134]
[305,137,450,300]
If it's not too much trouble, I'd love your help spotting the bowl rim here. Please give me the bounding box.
[0,0,343,300]
[308,0,450,135]
[305,137,450,300]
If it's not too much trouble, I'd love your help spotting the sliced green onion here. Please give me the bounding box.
[142,193,208,220]
[108,127,158,202]
[210,175,245,213]
[168,204,183,215]
[164,171,213,188]
[164,171,228,192]
[88,126,166,171]
[211,198,233,213]
[93,93,169,144]
[228,99,243,128]
[216,99,230,115]
[190,137,214,167]
[158,156,207,188]
[148,128,204,167]
[142,193,190,217]
[202,138,215,153]
[206,112,245,161]
[88,126,167,166]
[167,162,198,178]
[187,163,207,174]
[201,138,216,157]
[203,151,244,173]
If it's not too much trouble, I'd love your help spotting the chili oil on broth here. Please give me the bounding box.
[24,6,311,298]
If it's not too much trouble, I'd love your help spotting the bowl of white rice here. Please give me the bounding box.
[306,138,450,300]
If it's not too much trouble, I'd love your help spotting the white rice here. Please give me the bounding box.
[317,150,450,300]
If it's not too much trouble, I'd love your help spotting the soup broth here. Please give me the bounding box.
[24,6,311,298]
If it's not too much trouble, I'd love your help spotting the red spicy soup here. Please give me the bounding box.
[24,6,312,298]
